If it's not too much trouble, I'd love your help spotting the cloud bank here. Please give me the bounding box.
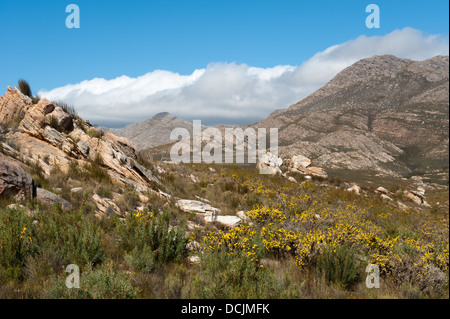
[39,28,449,128]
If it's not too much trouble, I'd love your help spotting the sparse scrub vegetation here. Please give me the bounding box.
[0,159,448,299]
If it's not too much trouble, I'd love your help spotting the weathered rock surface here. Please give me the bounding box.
[257,152,282,175]
[0,157,34,199]
[289,155,311,171]
[0,87,161,195]
[92,194,122,218]
[0,86,32,126]
[204,214,242,228]
[175,199,220,214]
[404,190,431,207]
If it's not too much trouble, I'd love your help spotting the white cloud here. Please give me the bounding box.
[39,27,449,128]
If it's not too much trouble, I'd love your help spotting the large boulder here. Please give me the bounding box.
[403,189,431,208]
[0,86,32,127]
[289,155,311,171]
[45,106,73,132]
[18,99,55,137]
[36,187,72,210]
[257,152,282,175]
[175,199,220,214]
[0,157,34,199]
[204,215,242,228]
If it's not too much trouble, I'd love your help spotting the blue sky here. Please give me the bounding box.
[0,0,448,127]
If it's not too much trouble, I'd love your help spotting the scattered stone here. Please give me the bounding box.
[397,201,409,210]
[380,194,393,201]
[70,187,83,193]
[346,184,361,195]
[208,167,216,172]
[176,199,220,214]
[186,241,201,252]
[188,255,200,264]
[304,167,328,178]
[204,214,242,228]
[139,194,149,204]
[288,176,297,183]
[7,203,25,210]
[187,220,203,231]
[259,258,280,268]
[376,186,393,196]
[190,174,199,183]
[236,211,253,225]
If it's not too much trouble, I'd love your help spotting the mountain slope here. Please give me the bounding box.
[103,112,203,150]
[256,55,449,181]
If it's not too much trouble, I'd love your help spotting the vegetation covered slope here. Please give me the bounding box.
[0,160,448,299]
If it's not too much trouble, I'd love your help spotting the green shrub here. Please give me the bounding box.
[0,207,34,280]
[117,211,187,266]
[126,245,155,272]
[315,245,362,290]
[193,249,282,299]
[86,154,110,183]
[44,263,138,299]
[33,208,105,268]
[87,128,103,139]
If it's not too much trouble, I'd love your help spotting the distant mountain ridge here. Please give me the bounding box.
[100,112,204,150]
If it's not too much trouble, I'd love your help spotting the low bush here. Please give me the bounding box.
[315,245,362,290]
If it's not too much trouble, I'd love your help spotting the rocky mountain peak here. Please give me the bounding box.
[257,55,449,183]
[152,112,172,121]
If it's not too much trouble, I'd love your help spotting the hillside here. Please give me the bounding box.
[0,80,448,299]
[256,55,449,183]
[100,112,204,151]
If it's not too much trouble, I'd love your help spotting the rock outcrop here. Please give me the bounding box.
[92,194,122,218]
[0,86,160,195]
[287,154,328,178]
[36,187,72,210]
[257,152,282,175]
[0,157,34,199]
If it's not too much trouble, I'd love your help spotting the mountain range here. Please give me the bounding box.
[135,55,449,183]
[98,112,203,151]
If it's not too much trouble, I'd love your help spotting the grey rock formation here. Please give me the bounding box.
[0,157,34,199]
[36,187,72,210]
